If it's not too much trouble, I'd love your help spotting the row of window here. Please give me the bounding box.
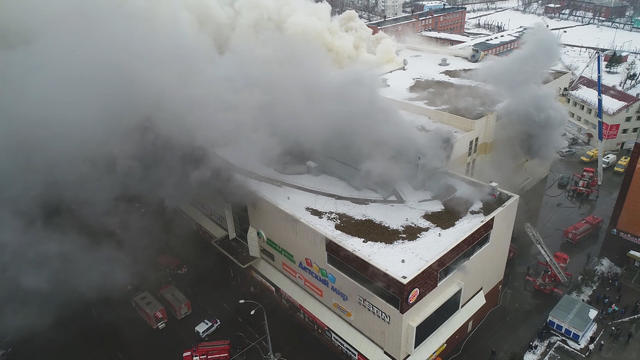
[569,98,640,121]
[569,112,640,134]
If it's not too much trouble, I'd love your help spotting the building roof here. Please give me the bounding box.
[367,7,465,29]
[421,31,471,43]
[453,27,526,53]
[549,295,598,333]
[568,76,639,115]
[230,154,512,282]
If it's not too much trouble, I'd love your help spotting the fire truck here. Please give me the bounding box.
[132,291,168,329]
[182,340,231,360]
[563,215,603,244]
[159,285,192,319]
[567,167,599,201]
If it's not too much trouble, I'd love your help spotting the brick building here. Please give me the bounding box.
[545,0,628,19]
[367,6,467,37]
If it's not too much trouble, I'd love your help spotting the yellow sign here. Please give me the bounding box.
[332,302,352,318]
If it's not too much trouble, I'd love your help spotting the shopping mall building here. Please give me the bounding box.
[182,156,518,359]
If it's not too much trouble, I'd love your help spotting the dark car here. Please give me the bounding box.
[558,175,571,189]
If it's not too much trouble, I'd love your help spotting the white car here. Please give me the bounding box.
[195,318,221,338]
[603,154,617,168]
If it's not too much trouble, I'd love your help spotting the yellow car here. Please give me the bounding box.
[580,148,598,162]
[614,156,630,174]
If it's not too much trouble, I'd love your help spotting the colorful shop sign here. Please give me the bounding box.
[298,257,348,302]
[358,296,390,324]
[282,262,323,297]
[408,288,420,304]
[333,303,353,318]
[258,230,295,264]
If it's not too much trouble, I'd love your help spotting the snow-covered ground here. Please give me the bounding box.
[465,8,640,95]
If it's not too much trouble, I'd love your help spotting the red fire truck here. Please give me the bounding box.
[563,215,603,244]
[182,340,231,360]
[158,285,192,319]
[132,291,168,329]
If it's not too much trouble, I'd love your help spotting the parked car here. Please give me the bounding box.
[558,174,571,189]
[557,148,576,157]
[580,148,598,162]
[614,156,630,174]
[195,319,221,339]
[603,154,617,168]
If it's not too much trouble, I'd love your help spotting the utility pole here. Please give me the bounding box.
[238,299,276,360]
[597,51,604,186]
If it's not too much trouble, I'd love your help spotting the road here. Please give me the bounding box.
[452,150,624,360]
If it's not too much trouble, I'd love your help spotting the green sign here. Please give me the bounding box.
[634,17,640,28]
[266,237,295,264]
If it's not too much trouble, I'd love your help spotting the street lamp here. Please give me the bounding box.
[238,299,275,360]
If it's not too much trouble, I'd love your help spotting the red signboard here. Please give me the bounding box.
[282,262,324,297]
[602,122,620,140]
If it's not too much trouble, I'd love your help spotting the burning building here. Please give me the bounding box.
[182,153,519,359]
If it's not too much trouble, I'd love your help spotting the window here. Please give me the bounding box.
[473,137,479,153]
[576,116,582,122]
[626,116,632,122]
[566,97,571,104]
[468,140,473,156]
[232,205,250,243]
[260,248,275,262]
[438,233,491,282]
[569,112,575,118]
[572,100,577,107]
[579,104,584,110]
[414,289,461,348]
[636,116,640,121]
[622,129,629,134]
[327,253,400,309]
[633,128,639,133]
[587,108,592,114]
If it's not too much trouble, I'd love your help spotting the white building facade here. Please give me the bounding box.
[562,76,640,151]
[184,164,518,359]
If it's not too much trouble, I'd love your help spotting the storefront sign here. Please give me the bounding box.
[258,230,295,264]
[408,288,420,304]
[298,258,348,301]
[332,303,353,318]
[282,262,324,297]
[602,122,620,140]
[358,296,390,324]
[617,229,640,245]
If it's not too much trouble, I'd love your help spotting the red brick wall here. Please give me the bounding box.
[375,9,467,38]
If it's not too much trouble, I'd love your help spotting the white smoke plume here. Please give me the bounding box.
[0,0,452,335]
[473,25,568,190]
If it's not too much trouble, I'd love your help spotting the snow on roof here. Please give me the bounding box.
[453,27,526,49]
[421,31,471,43]
[568,76,639,115]
[380,48,481,101]
[242,173,504,282]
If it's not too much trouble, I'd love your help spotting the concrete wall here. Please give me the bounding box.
[246,187,519,360]
[246,197,406,357]
[400,194,518,358]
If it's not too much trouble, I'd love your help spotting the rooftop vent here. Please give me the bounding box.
[439,58,449,66]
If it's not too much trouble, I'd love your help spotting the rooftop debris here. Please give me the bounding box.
[305,207,429,244]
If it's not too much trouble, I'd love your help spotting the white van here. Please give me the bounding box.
[603,154,617,168]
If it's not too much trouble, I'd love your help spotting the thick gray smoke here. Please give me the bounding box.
[0,0,452,335]
[474,25,567,189]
